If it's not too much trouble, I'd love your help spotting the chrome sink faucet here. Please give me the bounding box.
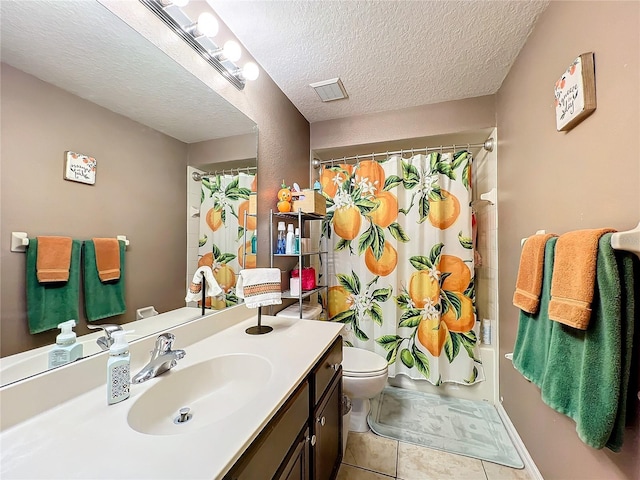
[131,333,186,384]
[87,324,123,351]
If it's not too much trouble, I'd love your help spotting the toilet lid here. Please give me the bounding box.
[342,347,388,378]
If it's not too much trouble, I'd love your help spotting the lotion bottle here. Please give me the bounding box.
[48,320,83,369]
[107,331,130,405]
[285,224,295,254]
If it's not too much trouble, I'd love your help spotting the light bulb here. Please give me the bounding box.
[222,40,242,62]
[242,62,260,81]
[196,12,218,37]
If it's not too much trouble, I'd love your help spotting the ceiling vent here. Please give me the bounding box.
[309,77,348,102]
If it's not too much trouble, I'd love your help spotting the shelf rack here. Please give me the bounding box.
[270,209,327,318]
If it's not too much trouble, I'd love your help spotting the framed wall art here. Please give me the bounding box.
[64,151,96,185]
[554,52,596,132]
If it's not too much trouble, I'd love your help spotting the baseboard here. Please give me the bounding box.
[495,402,544,480]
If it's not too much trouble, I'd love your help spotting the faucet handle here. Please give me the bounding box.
[88,323,123,338]
[88,324,124,350]
[154,333,175,353]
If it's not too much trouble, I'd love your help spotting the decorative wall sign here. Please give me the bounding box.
[64,151,96,185]
[554,52,596,132]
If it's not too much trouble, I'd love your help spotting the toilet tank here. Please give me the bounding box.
[276,302,323,320]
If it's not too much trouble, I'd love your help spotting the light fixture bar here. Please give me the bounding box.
[139,0,245,90]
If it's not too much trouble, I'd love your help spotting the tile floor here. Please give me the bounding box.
[337,431,532,480]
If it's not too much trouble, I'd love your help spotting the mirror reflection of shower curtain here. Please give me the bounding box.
[322,152,485,386]
[197,172,256,309]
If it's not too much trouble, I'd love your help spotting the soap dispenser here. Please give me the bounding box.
[48,320,83,369]
[107,331,130,405]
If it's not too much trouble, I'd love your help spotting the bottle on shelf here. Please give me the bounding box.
[251,230,257,254]
[293,227,300,254]
[285,224,295,254]
[276,221,286,254]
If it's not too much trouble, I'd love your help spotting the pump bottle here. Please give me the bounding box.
[48,320,83,369]
[107,331,130,405]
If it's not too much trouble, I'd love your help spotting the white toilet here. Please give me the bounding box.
[341,346,388,432]
[276,304,389,436]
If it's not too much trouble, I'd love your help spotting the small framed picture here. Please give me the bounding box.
[554,52,596,132]
[64,151,96,185]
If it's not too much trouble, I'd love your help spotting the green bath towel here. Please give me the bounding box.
[513,237,557,386]
[26,239,81,334]
[540,234,637,452]
[83,240,126,321]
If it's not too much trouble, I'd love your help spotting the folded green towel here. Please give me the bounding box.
[540,233,637,451]
[26,239,81,334]
[83,240,126,321]
[513,237,557,386]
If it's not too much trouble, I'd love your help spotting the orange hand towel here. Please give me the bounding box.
[36,236,73,283]
[548,228,616,330]
[93,238,121,282]
[513,233,558,313]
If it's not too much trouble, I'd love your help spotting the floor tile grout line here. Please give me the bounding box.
[341,462,395,479]
[481,460,489,480]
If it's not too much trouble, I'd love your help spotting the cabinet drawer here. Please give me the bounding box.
[225,381,310,480]
[312,338,342,406]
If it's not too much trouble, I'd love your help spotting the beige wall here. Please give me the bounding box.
[0,64,188,357]
[310,95,496,151]
[188,133,257,167]
[496,2,640,479]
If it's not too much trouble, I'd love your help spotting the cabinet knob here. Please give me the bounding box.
[307,434,317,446]
[330,363,340,371]
[317,416,326,426]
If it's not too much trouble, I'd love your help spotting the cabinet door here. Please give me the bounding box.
[312,372,342,480]
[224,382,309,480]
[277,427,310,480]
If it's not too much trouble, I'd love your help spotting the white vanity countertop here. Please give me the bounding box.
[0,315,344,479]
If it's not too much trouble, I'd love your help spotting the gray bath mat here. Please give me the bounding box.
[368,386,524,469]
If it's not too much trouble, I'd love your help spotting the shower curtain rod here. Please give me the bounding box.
[313,137,495,168]
[192,166,257,181]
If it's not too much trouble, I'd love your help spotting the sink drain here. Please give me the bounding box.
[174,407,193,424]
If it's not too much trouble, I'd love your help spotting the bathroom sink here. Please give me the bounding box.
[127,354,272,436]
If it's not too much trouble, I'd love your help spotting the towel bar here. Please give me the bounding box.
[611,221,640,259]
[10,232,130,252]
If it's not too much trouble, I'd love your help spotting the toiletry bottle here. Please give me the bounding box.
[313,180,322,194]
[277,221,286,254]
[285,224,295,254]
[107,331,130,405]
[293,227,300,254]
[251,230,257,254]
[48,320,83,369]
[481,319,492,345]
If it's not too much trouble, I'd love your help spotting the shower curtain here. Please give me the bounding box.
[322,152,484,385]
[197,172,256,309]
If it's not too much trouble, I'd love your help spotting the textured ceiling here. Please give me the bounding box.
[0,0,256,143]
[207,0,549,123]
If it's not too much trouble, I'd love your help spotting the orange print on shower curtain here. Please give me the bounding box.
[322,152,484,386]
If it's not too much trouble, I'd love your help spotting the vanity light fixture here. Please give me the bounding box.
[140,0,259,90]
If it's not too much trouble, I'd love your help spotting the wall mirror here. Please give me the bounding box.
[0,0,257,386]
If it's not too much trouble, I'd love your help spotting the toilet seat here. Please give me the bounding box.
[342,347,388,378]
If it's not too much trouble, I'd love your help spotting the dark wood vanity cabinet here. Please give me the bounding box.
[224,337,343,480]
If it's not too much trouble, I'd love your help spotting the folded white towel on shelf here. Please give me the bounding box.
[185,266,223,302]
[236,268,282,309]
